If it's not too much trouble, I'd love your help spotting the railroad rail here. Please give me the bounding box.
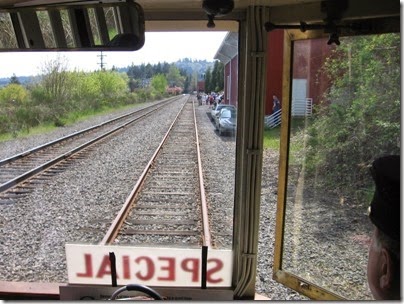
[0,96,181,203]
[101,97,212,248]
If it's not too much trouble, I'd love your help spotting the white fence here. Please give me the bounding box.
[292,98,313,116]
[264,98,313,128]
[264,108,282,128]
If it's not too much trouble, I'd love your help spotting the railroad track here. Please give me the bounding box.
[0,96,182,204]
[101,97,211,248]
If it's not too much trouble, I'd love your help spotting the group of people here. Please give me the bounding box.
[197,92,224,107]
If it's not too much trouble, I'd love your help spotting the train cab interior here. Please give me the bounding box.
[0,0,400,300]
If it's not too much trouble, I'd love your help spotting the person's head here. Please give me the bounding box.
[367,155,400,300]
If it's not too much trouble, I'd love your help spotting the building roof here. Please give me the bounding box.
[214,32,238,64]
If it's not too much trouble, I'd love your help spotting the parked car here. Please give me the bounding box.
[216,107,237,136]
[210,104,236,122]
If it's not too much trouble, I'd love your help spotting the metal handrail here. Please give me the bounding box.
[265,108,282,128]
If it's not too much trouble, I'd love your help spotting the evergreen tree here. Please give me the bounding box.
[183,75,191,93]
[211,61,219,91]
[9,74,20,85]
[217,61,224,90]
[205,67,212,93]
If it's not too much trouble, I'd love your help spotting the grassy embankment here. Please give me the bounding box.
[0,102,145,142]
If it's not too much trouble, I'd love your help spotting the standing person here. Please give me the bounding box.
[272,94,281,112]
[197,93,202,106]
[209,94,214,106]
[202,93,207,105]
[367,155,400,300]
[272,94,281,125]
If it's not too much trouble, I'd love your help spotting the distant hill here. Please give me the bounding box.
[174,58,214,75]
[116,58,215,76]
[0,75,38,87]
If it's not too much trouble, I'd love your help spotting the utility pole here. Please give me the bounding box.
[97,51,107,70]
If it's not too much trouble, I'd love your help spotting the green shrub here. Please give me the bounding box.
[303,34,400,198]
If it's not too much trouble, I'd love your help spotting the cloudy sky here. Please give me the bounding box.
[0,31,228,78]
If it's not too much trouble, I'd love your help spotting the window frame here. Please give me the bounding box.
[272,26,400,300]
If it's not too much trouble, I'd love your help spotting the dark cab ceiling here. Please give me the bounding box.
[0,0,399,32]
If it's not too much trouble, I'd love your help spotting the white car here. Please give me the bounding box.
[210,104,236,123]
[216,107,237,136]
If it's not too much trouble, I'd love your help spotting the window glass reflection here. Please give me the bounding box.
[0,12,18,48]
[282,34,400,300]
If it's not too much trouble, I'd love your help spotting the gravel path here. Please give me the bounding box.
[1,98,370,300]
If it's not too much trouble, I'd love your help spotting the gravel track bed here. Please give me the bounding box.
[0,99,185,282]
[1,98,302,299]
[195,104,303,300]
[115,102,203,247]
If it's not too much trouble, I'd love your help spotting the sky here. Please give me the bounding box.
[0,31,228,79]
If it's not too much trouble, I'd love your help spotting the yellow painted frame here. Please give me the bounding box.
[272,29,345,301]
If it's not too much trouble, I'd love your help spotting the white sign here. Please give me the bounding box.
[65,244,233,287]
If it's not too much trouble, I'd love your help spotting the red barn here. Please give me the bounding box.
[215,31,333,116]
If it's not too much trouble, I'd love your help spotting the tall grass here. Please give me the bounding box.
[0,101,147,142]
[263,118,307,153]
[263,127,281,150]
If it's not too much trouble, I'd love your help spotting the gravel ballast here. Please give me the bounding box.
[0,99,371,300]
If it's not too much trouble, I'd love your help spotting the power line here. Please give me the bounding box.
[97,51,107,70]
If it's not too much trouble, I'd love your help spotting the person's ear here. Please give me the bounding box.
[379,248,393,290]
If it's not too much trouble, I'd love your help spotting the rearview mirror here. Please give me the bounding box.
[0,0,145,51]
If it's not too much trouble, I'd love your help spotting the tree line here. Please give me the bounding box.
[204,60,224,93]
[0,57,225,138]
[125,58,224,94]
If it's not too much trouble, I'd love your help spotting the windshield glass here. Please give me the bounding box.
[221,109,236,118]
[280,33,400,300]
[0,31,238,290]
[221,109,231,118]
